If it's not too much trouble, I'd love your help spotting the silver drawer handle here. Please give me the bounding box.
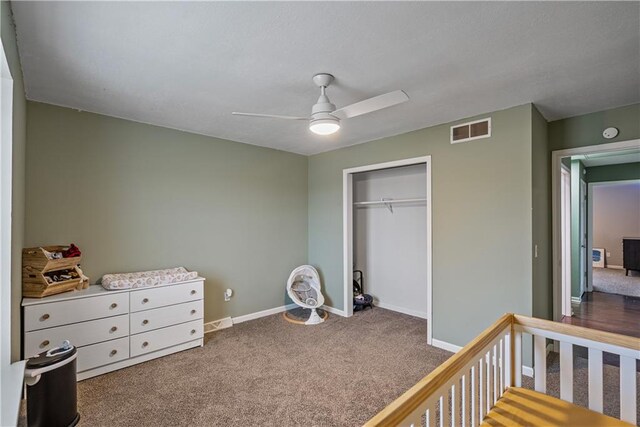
[142,298,149,304]
[190,290,196,295]
[110,326,118,332]
[190,309,196,315]
[41,313,50,320]
[142,341,149,347]
[110,303,118,309]
[41,340,50,347]
[110,349,117,356]
[190,329,196,334]
[142,319,149,325]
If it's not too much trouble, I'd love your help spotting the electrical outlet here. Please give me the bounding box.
[606,252,611,257]
[224,288,233,302]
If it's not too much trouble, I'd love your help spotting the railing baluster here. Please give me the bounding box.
[440,391,450,427]
[492,344,498,406]
[465,371,471,427]
[478,358,484,421]
[534,335,546,393]
[620,355,637,425]
[461,374,467,427]
[426,399,437,427]
[559,341,573,402]
[471,365,478,427]
[485,351,491,413]
[499,338,504,394]
[587,348,603,413]
[514,331,522,387]
[504,332,511,388]
[450,384,456,427]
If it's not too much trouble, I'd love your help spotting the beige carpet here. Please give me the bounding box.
[18,308,638,426]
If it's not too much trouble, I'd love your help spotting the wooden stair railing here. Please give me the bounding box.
[365,313,639,427]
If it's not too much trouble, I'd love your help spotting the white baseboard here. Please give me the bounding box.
[375,301,428,319]
[204,317,233,334]
[431,338,534,378]
[570,296,582,304]
[431,339,462,353]
[323,305,346,317]
[232,303,297,325]
[607,265,623,270]
[205,303,343,333]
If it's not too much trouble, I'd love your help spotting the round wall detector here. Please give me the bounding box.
[602,127,619,139]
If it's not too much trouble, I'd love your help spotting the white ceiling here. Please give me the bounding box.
[11,2,640,155]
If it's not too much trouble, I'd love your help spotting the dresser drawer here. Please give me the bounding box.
[130,320,202,357]
[24,293,129,332]
[77,337,129,372]
[130,300,203,334]
[24,314,129,357]
[130,281,203,312]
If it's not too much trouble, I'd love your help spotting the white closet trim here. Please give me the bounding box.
[342,155,433,345]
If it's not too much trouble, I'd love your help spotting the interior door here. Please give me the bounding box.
[580,179,587,296]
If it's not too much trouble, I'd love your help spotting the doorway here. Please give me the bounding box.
[552,139,640,336]
[343,156,432,344]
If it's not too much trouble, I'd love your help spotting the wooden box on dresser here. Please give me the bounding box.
[22,278,205,380]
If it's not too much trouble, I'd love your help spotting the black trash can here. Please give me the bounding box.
[24,341,80,427]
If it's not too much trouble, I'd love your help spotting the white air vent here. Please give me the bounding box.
[450,118,491,144]
[204,317,232,333]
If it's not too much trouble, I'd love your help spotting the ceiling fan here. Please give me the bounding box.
[232,73,409,136]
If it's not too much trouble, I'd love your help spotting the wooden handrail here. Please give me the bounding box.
[514,315,639,351]
[364,313,514,427]
[366,313,639,427]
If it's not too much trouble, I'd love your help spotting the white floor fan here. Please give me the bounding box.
[285,265,326,325]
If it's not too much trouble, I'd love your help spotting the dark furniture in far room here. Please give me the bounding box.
[623,237,640,276]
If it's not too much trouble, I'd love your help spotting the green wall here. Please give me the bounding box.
[25,102,308,323]
[531,106,551,319]
[308,104,534,347]
[586,162,640,183]
[549,104,640,151]
[1,0,27,362]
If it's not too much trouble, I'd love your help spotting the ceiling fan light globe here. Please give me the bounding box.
[309,119,340,136]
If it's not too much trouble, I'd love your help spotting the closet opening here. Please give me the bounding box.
[343,156,432,344]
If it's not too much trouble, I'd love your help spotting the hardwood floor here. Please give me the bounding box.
[561,291,640,338]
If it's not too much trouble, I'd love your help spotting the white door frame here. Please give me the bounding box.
[343,156,433,344]
[552,139,640,321]
[560,165,571,316]
[1,40,22,427]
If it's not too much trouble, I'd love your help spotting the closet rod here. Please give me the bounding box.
[353,197,426,206]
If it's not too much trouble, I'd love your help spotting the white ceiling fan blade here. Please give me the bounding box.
[232,112,308,120]
[332,90,409,120]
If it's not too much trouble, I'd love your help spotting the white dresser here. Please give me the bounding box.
[22,278,204,380]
